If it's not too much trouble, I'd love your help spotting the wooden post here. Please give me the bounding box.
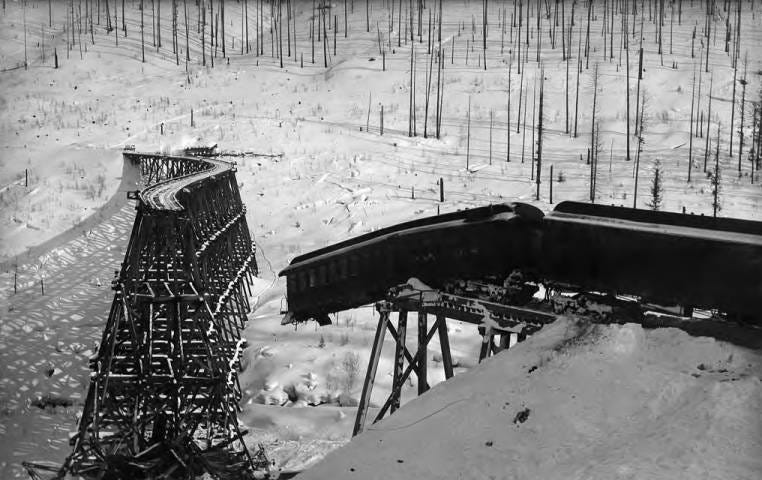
[191,108,194,127]
[366,92,372,133]
[380,105,384,135]
[439,177,444,202]
[25,169,28,187]
[478,327,493,362]
[437,315,453,379]
[417,311,428,395]
[353,308,389,436]
[549,164,553,204]
[391,310,407,413]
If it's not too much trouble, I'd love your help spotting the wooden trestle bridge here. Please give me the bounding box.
[353,283,556,436]
[27,151,264,479]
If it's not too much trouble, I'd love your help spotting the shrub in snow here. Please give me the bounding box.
[342,352,361,393]
[337,392,359,407]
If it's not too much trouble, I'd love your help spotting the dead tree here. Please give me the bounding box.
[141,0,146,63]
[536,67,544,201]
[688,64,696,181]
[704,74,713,172]
[584,0,591,69]
[574,31,581,137]
[184,0,189,65]
[730,50,738,156]
[626,11,631,161]
[634,94,647,208]
[591,63,600,171]
[507,53,512,161]
[738,53,748,175]
[466,96,471,170]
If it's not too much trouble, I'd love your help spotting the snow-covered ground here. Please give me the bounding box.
[0,1,761,478]
[299,318,762,480]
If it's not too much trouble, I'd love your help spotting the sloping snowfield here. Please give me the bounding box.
[300,318,762,480]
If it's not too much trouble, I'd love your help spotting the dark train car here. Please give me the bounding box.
[541,201,762,320]
[280,203,544,324]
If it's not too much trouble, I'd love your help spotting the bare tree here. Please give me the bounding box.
[507,53,512,161]
[141,0,145,63]
[342,351,361,392]
[536,67,544,200]
[590,63,600,173]
[738,52,748,174]
[184,0,190,67]
[625,11,631,161]
[33,255,50,295]
[688,63,696,181]
[704,74,713,172]
[729,47,738,156]
[574,31,581,137]
[633,93,648,208]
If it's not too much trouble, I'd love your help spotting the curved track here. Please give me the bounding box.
[136,154,232,211]
[49,151,264,480]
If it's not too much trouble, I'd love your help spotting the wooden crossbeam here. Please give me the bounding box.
[372,317,442,424]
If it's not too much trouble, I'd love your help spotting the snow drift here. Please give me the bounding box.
[298,318,762,480]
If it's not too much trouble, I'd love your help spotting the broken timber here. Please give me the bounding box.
[352,283,555,436]
[49,151,263,479]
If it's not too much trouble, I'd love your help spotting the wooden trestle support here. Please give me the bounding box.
[352,284,556,436]
[52,153,263,479]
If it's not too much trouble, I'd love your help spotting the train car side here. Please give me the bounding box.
[542,202,762,320]
[280,203,544,324]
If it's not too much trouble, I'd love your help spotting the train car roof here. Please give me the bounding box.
[280,202,543,274]
[552,201,762,236]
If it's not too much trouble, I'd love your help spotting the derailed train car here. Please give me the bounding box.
[279,203,544,324]
[542,201,762,321]
[280,201,762,325]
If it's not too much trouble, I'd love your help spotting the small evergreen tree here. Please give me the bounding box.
[711,124,722,217]
[647,158,664,210]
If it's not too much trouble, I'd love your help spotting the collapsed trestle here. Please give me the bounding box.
[352,283,555,436]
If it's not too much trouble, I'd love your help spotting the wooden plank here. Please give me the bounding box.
[391,310,407,413]
[352,310,389,436]
[417,312,428,395]
[437,315,454,379]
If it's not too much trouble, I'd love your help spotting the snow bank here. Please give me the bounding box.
[298,318,762,480]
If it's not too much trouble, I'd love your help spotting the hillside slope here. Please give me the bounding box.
[298,318,762,480]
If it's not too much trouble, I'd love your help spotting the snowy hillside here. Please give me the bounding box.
[299,318,762,480]
[0,0,761,478]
